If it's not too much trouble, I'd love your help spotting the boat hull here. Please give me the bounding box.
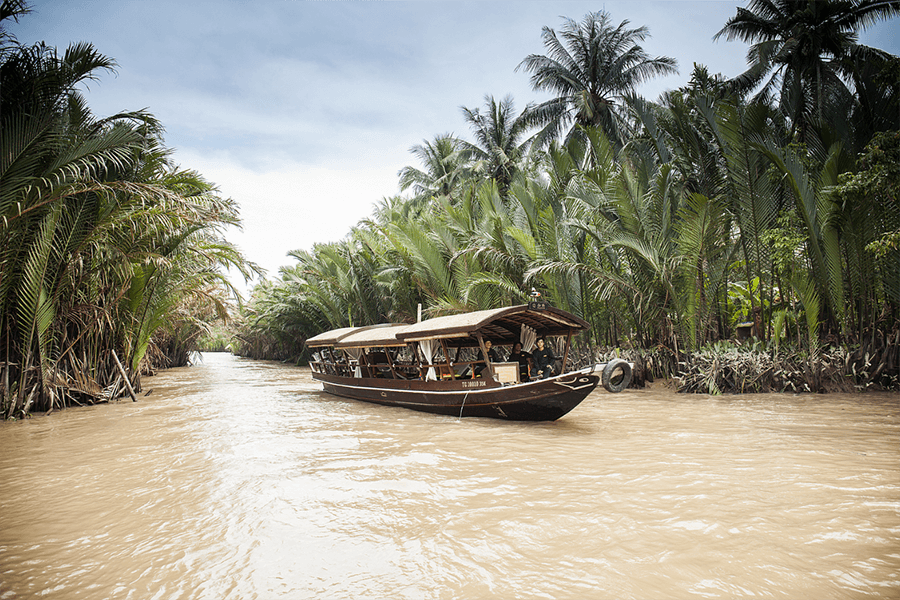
[311,368,600,421]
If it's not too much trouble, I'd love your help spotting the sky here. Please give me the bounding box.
[10,0,900,296]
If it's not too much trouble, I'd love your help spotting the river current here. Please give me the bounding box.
[1,353,898,599]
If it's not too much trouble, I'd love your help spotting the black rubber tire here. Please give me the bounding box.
[602,359,632,393]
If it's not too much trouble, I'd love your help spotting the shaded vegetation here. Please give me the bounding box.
[0,1,256,417]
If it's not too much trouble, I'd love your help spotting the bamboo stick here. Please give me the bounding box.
[111,350,137,402]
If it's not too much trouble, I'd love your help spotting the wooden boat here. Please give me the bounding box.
[306,304,632,421]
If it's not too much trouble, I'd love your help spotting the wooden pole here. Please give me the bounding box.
[358,350,373,378]
[111,350,137,402]
[476,333,495,380]
[440,339,456,379]
[561,330,573,374]
[385,347,402,380]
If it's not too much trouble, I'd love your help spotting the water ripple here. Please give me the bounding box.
[1,353,898,599]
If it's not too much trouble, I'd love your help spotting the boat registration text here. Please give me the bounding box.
[461,380,487,388]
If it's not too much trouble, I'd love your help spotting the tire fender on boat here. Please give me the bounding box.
[602,359,632,393]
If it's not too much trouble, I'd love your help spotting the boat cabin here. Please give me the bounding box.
[306,305,591,385]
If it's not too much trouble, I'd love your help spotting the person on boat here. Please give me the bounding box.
[474,339,500,377]
[508,342,532,381]
[532,337,557,379]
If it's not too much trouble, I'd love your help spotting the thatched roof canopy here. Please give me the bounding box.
[332,324,409,349]
[398,305,589,346]
[306,305,589,349]
[305,326,360,347]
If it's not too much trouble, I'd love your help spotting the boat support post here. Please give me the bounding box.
[561,329,573,374]
[476,332,495,381]
[440,338,456,380]
[385,347,402,380]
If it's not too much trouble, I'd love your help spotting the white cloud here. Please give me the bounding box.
[175,149,402,283]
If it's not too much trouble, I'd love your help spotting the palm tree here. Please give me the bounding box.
[397,133,472,204]
[231,275,327,361]
[832,130,900,330]
[0,0,28,47]
[848,50,900,145]
[517,10,677,147]
[459,94,537,193]
[1,8,255,416]
[642,65,732,200]
[714,0,900,143]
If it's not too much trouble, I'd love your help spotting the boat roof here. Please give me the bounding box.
[397,305,589,345]
[331,323,409,349]
[305,325,361,347]
[306,323,409,348]
[306,305,589,349]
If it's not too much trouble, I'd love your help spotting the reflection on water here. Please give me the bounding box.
[1,353,898,599]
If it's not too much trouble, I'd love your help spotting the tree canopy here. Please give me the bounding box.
[234,4,900,392]
[0,2,257,416]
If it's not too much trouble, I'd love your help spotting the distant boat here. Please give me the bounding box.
[306,304,632,421]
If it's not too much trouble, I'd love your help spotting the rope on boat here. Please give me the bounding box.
[458,392,469,420]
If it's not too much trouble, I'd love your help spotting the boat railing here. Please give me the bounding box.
[415,359,498,381]
[313,352,543,384]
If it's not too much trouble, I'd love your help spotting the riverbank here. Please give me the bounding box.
[8,337,898,420]
[586,338,899,394]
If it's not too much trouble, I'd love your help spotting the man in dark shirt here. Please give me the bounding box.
[532,337,557,379]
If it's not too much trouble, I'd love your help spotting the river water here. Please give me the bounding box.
[1,353,898,599]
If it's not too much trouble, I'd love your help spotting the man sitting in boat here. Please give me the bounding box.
[532,338,557,379]
[473,340,500,378]
[508,342,532,381]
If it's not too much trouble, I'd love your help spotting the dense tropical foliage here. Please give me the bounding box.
[0,1,255,416]
[714,0,900,146]
[234,4,899,392]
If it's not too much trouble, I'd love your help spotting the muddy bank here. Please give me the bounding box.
[584,339,899,394]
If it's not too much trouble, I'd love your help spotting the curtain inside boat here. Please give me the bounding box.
[521,325,537,352]
[418,340,438,381]
[344,348,363,377]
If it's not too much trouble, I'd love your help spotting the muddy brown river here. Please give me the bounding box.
[1,353,898,599]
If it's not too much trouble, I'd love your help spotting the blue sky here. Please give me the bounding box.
[11,0,900,294]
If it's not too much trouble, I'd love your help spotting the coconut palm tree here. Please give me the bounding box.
[845,47,900,146]
[458,94,537,193]
[397,133,472,205]
[714,0,900,143]
[517,10,677,148]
